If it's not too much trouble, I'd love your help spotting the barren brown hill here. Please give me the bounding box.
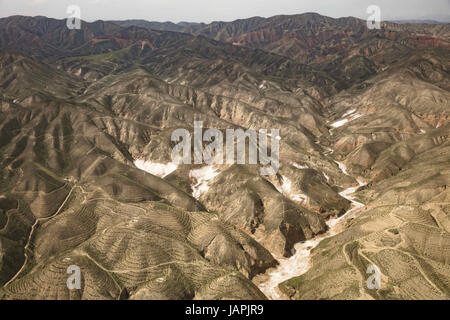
[0,13,448,300]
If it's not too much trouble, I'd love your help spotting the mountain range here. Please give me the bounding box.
[0,13,448,300]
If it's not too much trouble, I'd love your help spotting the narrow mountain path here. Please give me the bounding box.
[256,161,367,300]
[3,184,76,289]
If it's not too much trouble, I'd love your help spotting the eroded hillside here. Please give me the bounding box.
[0,13,448,300]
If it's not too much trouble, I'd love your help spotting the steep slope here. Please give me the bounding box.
[0,53,279,299]
[276,49,449,300]
[279,127,450,299]
[119,13,450,89]
[0,13,448,300]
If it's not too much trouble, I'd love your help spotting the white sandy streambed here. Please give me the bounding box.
[257,162,365,299]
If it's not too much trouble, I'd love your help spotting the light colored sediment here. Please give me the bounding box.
[190,165,221,200]
[256,162,366,299]
[134,159,178,178]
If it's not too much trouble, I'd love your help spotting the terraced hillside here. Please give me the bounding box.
[0,13,448,300]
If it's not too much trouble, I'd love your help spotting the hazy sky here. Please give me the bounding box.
[1,0,449,23]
